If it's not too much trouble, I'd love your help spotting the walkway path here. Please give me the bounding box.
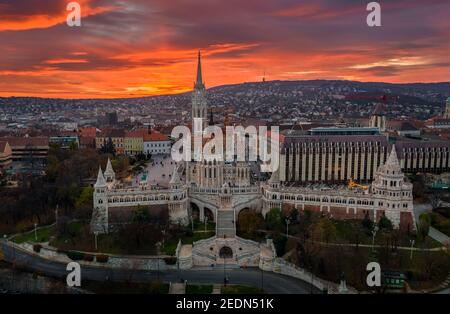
[413,203,450,245]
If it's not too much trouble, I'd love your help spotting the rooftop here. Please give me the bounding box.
[144,131,169,142]
[308,127,380,136]
[2,136,49,147]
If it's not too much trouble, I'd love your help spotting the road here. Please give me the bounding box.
[0,242,317,294]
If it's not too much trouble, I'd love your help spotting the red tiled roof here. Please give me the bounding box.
[79,127,97,138]
[125,129,147,138]
[2,137,49,148]
[143,131,169,142]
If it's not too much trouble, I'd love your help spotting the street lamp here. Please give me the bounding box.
[372,225,379,252]
[285,218,291,237]
[55,207,59,225]
[410,239,415,260]
[177,254,181,281]
[94,231,99,251]
[34,223,38,242]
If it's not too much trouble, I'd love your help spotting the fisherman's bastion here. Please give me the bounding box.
[90,52,416,268]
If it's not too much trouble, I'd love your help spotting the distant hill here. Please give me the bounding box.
[1,80,448,120]
[1,80,449,103]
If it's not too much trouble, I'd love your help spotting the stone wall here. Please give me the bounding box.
[265,257,357,294]
[10,242,179,271]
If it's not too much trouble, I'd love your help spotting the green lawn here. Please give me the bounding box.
[50,222,158,255]
[49,221,84,247]
[221,285,265,294]
[193,221,216,232]
[12,225,55,244]
[329,219,442,248]
[186,284,213,294]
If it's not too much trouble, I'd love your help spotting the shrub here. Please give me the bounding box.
[378,215,393,231]
[164,257,177,265]
[67,251,85,261]
[362,214,374,232]
[33,244,42,253]
[83,254,95,262]
[96,254,109,263]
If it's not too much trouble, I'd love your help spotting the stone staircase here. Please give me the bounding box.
[216,210,235,238]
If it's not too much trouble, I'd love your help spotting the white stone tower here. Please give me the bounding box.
[371,145,414,229]
[168,165,189,225]
[91,167,109,233]
[262,169,282,216]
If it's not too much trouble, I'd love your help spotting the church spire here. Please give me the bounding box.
[195,50,204,89]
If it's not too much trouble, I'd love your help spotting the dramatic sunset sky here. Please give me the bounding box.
[0,0,449,98]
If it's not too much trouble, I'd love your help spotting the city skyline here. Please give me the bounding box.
[0,0,450,98]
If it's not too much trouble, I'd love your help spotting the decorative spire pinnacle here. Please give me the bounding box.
[104,158,114,175]
[95,167,106,187]
[377,144,402,176]
[268,168,280,183]
[195,50,204,89]
[385,144,401,170]
[169,165,181,186]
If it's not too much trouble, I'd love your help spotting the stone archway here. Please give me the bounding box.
[219,246,233,259]
[190,202,200,221]
[204,207,214,222]
[237,208,251,220]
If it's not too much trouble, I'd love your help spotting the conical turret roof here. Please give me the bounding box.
[268,168,280,183]
[104,158,115,177]
[385,144,401,172]
[94,167,106,187]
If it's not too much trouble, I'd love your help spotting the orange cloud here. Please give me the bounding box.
[0,0,114,31]
[0,0,449,98]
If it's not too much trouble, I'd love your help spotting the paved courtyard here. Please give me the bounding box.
[132,155,176,188]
